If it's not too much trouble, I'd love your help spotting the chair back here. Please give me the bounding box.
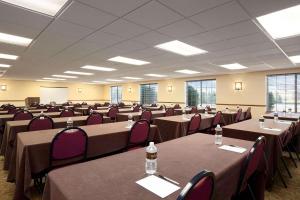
[107,107,119,120]
[174,104,181,109]
[47,107,60,112]
[81,102,87,105]
[165,108,174,116]
[235,108,243,123]
[133,105,140,112]
[212,111,222,127]
[151,103,157,107]
[283,122,296,146]
[13,110,33,121]
[141,110,152,122]
[103,102,110,106]
[188,114,201,135]
[127,120,150,149]
[50,127,88,169]
[118,102,125,107]
[60,110,75,117]
[8,108,19,114]
[177,170,215,200]
[236,136,266,194]
[191,106,198,114]
[74,103,81,108]
[28,115,54,131]
[206,105,212,111]
[86,112,103,125]
[37,104,47,109]
[245,107,252,120]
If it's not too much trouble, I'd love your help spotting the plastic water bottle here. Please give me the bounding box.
[128,114,133,127]
[145,142,157,175]
[67,117,73,128]
[90,108,93,114]
[40,111,45,120]
[274,112,278,123]
[214,124,222,145]
[259,118,264,128]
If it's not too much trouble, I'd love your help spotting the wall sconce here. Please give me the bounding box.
[0,84,7,91]
[77,88,82,93]
[167,85,173,93]
[128,87,132,93]
[235,82,242,91]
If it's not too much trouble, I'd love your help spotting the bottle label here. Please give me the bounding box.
[146,152,157,160]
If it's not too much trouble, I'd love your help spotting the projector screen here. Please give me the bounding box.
[40,87,69,104]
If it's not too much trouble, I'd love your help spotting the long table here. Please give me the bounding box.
[222,119,291,186]
[42,134,256,200]
[116,110,166,122]
[14,121,160,200]
[263,112,300,121]
[153,114,214,142]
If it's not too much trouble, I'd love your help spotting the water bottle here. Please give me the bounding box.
[145,142,157,175]
[214,124,222,145]
[90,108,93,114]
[67,117,73,128]
[274,112,278,123]
[288,108,292,114]
[259,118,264,128]
[128,114,133,127]
[40,111,45,120]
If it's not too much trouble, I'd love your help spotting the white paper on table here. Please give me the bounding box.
[263,127,281,131]
[136,175,180,198]
[278,121,292,124]
[219,145,247,154]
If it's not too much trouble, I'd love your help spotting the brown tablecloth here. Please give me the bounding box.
[263,112,300,121]
[222,119,290,186]
[15,121,161,200]
[116,110,166,122]
[42,134,256,200]
[209,110,246,125]
[98,108,134,116]
[153,114,214,142]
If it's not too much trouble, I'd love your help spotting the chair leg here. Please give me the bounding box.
[286,145,297,168]
[277,168,287,188]
[290,144,300,161]
[281,157,292,178]
[247,184,256,200]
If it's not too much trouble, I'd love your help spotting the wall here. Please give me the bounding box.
[0,80,104,106]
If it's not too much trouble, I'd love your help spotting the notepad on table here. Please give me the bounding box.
[219,145,247,153]
[136,175,180,198]
[263,127,281,131]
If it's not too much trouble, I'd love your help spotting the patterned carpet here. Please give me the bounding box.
[0,154,300,200]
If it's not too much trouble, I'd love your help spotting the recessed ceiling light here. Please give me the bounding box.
[108,56,150,65]
[1,0,69,16]
[0,53,18,60]
[52,75,77,78]
[0,64,11,68]
[36,79,56,82]
[0,32,32,46]
[43,77,66,81]
[175,69,201,74]
[122,77,143,80]
[289,55,300,63]
[106,79,123,82]
[64,71,94,75]
[219,63,248,70]
[144,74,167,78]
[155,40,208,56]
[92,81,109,84]
[81,65,116,71]
[256,5,300,39]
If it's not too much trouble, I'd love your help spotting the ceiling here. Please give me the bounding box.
[0,0,300,84]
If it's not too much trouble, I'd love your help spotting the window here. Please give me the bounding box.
[186,79,216,107]
[140,83,158,105]
[267,74,297,112]
[111,86,122,104]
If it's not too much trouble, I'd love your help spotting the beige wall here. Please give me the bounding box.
[0,80,104,106]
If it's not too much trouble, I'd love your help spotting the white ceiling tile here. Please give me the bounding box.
[276,36,300,46]
[126,48,164,59]
[190,1,249,30]
[84,30,124,47]
[108,40,148,53]
[59,2,117,30]
[133,31,172,46]
[124,1,183,29]
[0,20,40,38]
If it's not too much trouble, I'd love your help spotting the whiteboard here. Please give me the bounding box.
[40,87,69,104]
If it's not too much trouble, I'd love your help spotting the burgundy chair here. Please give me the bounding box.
[118,102,125,107]
[177,170,215,200]
[47,107,60,112]
[28,115,54,131]
[103,102,110,106]
[165,108,174,116]
[235,108,243,123]
[126,120,150,150]
[234,136,266,200]
[206,111,223,134]
[244,107,252,120]
[86,112,103,125]
[107,107,119,121]
[187,114,201,135]
[74,103,82,108]
[206,105,212,112]
[81,102,88,105]
[13,110,33,121]
[174,104,181,109]
[133,105,140,112]
[8,108,19,114]
[141,110,152,122]
[191,106,198,114]
[151,103,157,107]
[282,122,298,168]
[37,104,47,109]
[60,109,75,117]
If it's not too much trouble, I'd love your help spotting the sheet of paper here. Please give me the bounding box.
[278,121,292,124]
[263,127,281,131]
[219,145,247,154]
[136,175,180,198]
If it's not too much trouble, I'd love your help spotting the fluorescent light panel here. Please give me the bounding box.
[81,65,116,71]
[0,32,32,46]
[108,56,150,65]
[219,63,248,70]
[64,71,93,75]
[36,79,56,82]
[92,81,109,84]
[289,55,300,63]
[52,75,77,78]
[256,5,300,39]
[122,77,143,80]
[106,79,123,82]
[0,53,18,60]
[0,64,11,68]
[175,69,201,74]
[43,77,66,81]
[145,74,167,77]
[2,0,69,16]
[155,40,208,56]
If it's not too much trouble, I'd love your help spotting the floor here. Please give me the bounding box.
[0,154,300,200]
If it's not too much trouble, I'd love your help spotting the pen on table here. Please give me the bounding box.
[158,175,180,185]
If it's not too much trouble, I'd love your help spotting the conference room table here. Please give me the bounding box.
[97,108,135,115]
[14,121,161,200]
[0,109,49,115]
[153,113,215,142]
[42,134,263,200]
[116,110,166,122]
[209,110,246,125]
[222,119,291,186]
[263,112,300,121]
[142,106,162,111]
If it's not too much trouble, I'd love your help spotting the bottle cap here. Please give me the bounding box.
[216,124,220,128]
[149,142,154,146]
